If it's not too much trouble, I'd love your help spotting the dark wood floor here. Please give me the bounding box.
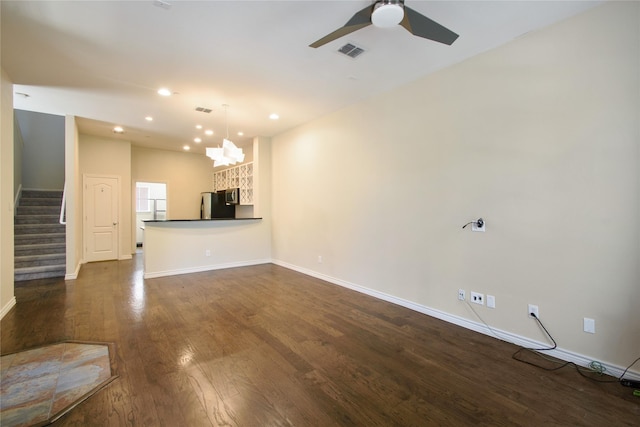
[2,255,638,426]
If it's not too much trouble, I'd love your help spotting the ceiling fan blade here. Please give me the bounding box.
[400,6,459,45]
[309,4,374,48]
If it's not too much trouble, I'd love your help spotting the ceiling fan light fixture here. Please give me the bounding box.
[372,1,404,28]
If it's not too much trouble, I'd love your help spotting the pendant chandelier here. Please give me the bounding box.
[206,104,245,167]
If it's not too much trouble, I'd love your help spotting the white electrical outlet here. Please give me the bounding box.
[486,295,495,309]
[528,304,539,318]
[205,249,211,257]
[458,289,466,301]
[584,318,595,334]
[317,255,323,263]
[471,292,484,305]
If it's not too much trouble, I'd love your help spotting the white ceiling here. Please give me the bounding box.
[2,0,601,155]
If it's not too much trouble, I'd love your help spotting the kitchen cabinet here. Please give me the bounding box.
[213,162,253,205]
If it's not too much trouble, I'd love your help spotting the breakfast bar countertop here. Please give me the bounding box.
[142,218,262,223]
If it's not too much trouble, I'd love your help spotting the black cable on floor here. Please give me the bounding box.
[512,313,640,385]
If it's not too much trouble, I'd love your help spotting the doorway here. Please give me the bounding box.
[136,182,167,247]
[84,175,119,262]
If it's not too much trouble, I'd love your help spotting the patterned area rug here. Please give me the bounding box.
[0,341,117,426]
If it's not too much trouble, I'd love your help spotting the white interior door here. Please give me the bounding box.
[84,175,119,262]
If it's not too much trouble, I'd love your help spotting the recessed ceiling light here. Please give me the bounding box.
[113,126,124,134]
[183,145,190,150]
[269,113,279,120]
[157,88,172,96]
[145,116,153,121]
[205,130,214,136]
[195,124,202,129]
[194,137,202,143]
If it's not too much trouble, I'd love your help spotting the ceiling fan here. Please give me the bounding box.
[309,0,459,48]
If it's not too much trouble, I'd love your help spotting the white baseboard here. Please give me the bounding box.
[119,254,133,260]
[0,297,17,320]
[144,259,271,279]
[271,259,640,382]
[65,262,82,280]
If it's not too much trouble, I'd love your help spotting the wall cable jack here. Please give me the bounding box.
[462,218,485,232]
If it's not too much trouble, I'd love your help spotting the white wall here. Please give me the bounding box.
[15,109,64,190]
[79,134,132,260]
[1,67,16,319]
[271,2,639,372]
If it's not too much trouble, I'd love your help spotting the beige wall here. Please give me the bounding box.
[79,134,132,259]
[271,2,639,371]
[1,68,16,318]
[131,146,214,221]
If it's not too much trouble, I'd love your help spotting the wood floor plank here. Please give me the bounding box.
[1,257,638,426]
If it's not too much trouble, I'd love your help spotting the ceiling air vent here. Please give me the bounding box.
[338,43,365,59]
[195,107,212,113]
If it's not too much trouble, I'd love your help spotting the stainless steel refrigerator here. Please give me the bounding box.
[200,191,235,219]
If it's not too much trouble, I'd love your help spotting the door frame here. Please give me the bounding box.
[134,180,169,249]
[83,173,121,263]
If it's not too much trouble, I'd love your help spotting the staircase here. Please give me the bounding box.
[14,190,66,281]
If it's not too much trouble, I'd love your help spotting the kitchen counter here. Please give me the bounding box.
[143,218,262,222]
[142,217,270,279]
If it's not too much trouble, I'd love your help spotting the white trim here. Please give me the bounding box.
[59,182,66,224]
[65,262,82,280]
[143,259,271,279]
[14,184,22,215]
[119,254,133,260]
[271,259,640,382]
[0,297,17,320]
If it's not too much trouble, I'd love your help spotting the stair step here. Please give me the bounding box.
[14,190,67,281]
[15,264,66,282]
[21,190,63,199]
[14,215,60,225]
[16,206,60,216]
[15,243,66,256]
[15,233,66,246]
[15,253,66,268]
[15,224,66,235]
[19,197,63,207]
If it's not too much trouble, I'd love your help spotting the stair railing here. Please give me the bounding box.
[59,182,67,225]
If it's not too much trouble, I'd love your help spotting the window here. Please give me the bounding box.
[136,186,150,212]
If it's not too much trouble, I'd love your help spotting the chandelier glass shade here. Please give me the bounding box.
[206,139,245,167]
[206,105,244,167]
